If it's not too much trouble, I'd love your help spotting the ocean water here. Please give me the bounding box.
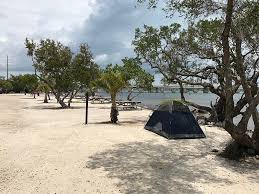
[97,90,242,108]
[97,90,255,129]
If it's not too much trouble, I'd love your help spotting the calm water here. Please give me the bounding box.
[97,90,255,129]
[98,90,242,108]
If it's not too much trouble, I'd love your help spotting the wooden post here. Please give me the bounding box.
[85,92,89,125]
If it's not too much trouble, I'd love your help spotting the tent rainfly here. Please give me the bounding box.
[144,101,206,139]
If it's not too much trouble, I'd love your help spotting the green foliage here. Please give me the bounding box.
[9,74,38,93]
[133,23,186,82]
[137,0,226,18]
[96,59,154,101]
[0,80,13,92]
[72,44,100,88]
[96,65,128,123]
[25,38,100,108]
[26,39,73,92]
[137,0,259,151]
[122,58,154,91]
[97,65,128,96]
[37,82,50,93]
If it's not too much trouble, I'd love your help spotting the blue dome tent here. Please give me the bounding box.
[145,101,206,139]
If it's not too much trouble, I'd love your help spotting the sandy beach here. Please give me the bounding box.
[0,94,259,194]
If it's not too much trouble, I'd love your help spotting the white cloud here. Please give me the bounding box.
[0,0,174,72]
[0,0,96,71]
[0,36,8,43]
[94,54,108,64]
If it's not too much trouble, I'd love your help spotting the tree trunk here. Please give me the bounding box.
[68,90,80,108]
[55,93,68,108]
[110,93,118,123]
[178,81,185,101]
[58,99,68,109]
[213,97,226,122]
[186,97,226,124]
[222,0,234,128]
[48,93,50,100]
[253,127,259,152]
[44,93,48,103]
[68,92,74,108]
[219,0,259,153]
[127,88,134,101]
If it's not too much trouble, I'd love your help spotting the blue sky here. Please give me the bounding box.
[0,0,178,84]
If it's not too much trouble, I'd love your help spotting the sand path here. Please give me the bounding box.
[0,94,259,194]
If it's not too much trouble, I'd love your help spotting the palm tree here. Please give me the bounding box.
[37,82,51,103]
[98,68,128,123]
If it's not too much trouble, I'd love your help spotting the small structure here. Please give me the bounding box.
[144,100,206,139]
[90,96,111,104]
[116,100,142,110]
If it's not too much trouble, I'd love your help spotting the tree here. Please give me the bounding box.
[121,58,154,101]
[70,44,100,107]
[21,74,39,97]
[9,74,38,94]
[133,24,189,101]
[25,39,99,108]
[9,75,24,93]
[37,82,51,103]
[0,80,12,93]
[137,0,259,153]
[97,65,128,123]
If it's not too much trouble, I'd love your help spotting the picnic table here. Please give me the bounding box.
[91,96,111,104]
[116,100,142,110]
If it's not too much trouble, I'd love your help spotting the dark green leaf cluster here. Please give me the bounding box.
[25,38,100,95]
[25,38,100,108]
[0,80,13,92]
[9,74,38,93]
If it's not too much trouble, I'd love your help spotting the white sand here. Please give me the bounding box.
[0,94,259,194]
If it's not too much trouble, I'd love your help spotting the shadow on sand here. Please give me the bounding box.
[20,97,37,100]
[90,118,147,126]
[85,140,259,194]
[23,105,84,110]
[93,106,143,111]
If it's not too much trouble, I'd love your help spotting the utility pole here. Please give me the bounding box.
[85,92,89,125]
[6,55,8,80]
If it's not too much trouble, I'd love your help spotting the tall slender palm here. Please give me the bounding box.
[98,69,128,123]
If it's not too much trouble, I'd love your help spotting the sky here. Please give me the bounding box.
[0,0,176,84]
